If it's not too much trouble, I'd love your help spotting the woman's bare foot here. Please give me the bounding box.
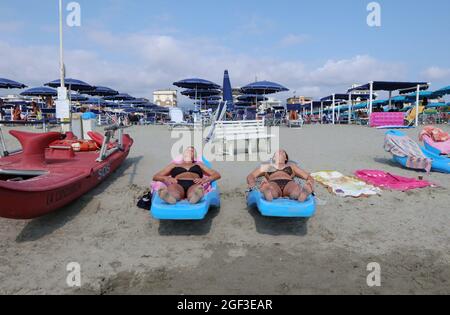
[298,186,313,202]
[262,189,274,202]
[159,189,177,205]
[188,187,204,204]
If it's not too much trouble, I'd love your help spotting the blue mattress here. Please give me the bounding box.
[386,130,450,174]
[150,158,221,220]
[247,189,316,218]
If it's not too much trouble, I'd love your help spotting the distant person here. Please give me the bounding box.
[12,105,22,121]
[45,96,54,108]
[422,97,429,107]
[0,99,5,121]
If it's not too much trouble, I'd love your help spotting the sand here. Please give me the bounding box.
[0,124,449,295]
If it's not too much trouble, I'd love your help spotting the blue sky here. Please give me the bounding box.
[1,0,449,102]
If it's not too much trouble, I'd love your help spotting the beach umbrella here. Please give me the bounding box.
[80,86,119,97]
[241,81,289,110]
[237,94,269,102]
[80,97,109,106]
[0,78,27,89]
[174,78,221,111]
[241,81,289,95]
[104,93,136,101]
[45,78,95,91]
[21,86,58,97]
[69,93,89,102]
[174,78,221,90]
[223,70,234,111]
[181,89,222,98]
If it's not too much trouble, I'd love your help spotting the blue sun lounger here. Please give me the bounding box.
[151,158,221,220]
[247,189,316,218]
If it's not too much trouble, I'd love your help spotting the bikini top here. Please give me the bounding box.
[266,166,294,177]
[170,164,204,178]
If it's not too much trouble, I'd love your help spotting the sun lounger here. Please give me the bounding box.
[247,189,316,218]
[150,158,221,220]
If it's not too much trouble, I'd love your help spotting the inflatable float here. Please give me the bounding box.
[247,189,316,218]
[386,130,450,174]
[151,158,221,220]
[0,127,133,219]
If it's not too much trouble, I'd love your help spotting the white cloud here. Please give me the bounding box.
[0,30,407,101]
[280,34,309,47]
[423,66,450,81]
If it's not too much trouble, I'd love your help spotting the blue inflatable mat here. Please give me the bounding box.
[386,130,450,174]
[151,158,221,220]
[247,189,316,218]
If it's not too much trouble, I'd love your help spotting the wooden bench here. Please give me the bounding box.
[213,119,274,155]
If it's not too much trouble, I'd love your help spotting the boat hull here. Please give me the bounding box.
[0,135,133,220]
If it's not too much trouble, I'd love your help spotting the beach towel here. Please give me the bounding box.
[384,134,432,172]
[419,126,449,142]
[311,171,381,197]
[355,170,432,191]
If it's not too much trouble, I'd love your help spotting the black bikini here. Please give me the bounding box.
[266,166,294,192]
[170,165,204,194]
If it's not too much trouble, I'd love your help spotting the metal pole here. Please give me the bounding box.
[332,94,336,125]
[369,81,374,115]
[59,0,65,89]
[320,102,324,124]
[415,84,420,127]
[388,91,392,109]
[348,93,352,124]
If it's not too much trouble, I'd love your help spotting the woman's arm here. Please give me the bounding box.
[153,164,178,185]
[195,164,221,185]
[247,165,266,189]
[292,164,315,192]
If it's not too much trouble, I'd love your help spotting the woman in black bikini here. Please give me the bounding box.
[153,147,221,205]
[247,150,315,202]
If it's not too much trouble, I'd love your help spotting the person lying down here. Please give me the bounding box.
[247,150,315,202]
[153,147,221,205]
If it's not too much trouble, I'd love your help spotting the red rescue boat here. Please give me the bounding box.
[0,126,133,219]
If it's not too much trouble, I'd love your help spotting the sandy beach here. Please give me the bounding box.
[0,124,449,295]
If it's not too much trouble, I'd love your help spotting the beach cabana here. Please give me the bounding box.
[349,81,429,127]
[320,93,375,124]
[434,85,450,97]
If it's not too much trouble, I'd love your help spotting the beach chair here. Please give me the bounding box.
[166,108,193,130]
[150,158,221,220]
[286,111,303,128]
[405,106,425,126]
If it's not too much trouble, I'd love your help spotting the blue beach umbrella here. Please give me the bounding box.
[241,81,289,95]
[173,78,220,90]
[45,78,95,92]
[104,93,136,101]
[21,86,58,97]
[81,86,119,97]
[0,78,27,89]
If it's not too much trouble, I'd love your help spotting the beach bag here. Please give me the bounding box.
[137,192,152,210]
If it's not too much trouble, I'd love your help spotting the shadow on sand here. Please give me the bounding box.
[248,207,309,236]
[15,156,143,243]
[157,207,220,236]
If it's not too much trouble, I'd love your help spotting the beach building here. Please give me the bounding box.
[153,89,178,108]
[287,96,313,105]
